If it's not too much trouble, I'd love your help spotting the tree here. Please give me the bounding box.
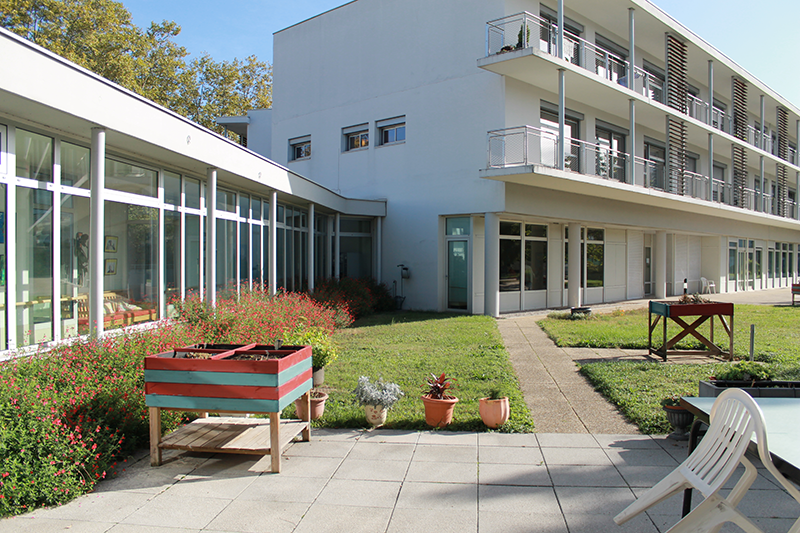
[0,0,271,135]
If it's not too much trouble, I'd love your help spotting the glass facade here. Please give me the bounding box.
[0,123,368,352]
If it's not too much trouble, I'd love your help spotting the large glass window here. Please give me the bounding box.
[185,214,201,295]
[61,142,90,189]
[105,158,157,197]
[104,202,159,328]
[446,217,470,236]
[16,130,53,181]
[595,127,626,182]
[499,222,521,292]
[0,184,6,349]
[185,178,201,209]
[524,224,547,291]
[17,187,53,345]
[239,221,249,287]
[216,219,236,296]
[60,193,90,338]
[541,110,580,171]
[165,210,181,305]
[586,229,604,287]
[164,171,181,205]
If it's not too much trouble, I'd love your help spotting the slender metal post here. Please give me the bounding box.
[629,99,636,184]
[760,95,765,150]
[707,60,714,125]
[89,127,106,336]
[628,8,635,87]
[558,69,566,170]
[557,0,564,59]
[334,213,341,279]
[308,203,315,293]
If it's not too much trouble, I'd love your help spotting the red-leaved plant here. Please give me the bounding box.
[424,373,456,400]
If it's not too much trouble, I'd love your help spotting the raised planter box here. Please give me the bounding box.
[144,343,313,472]
[698,380,800,398]
[648,300,734,361]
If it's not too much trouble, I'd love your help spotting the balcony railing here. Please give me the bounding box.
[485,14,799,168]
[486,126,799,220]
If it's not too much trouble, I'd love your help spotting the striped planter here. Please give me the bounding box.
[144,343,312,413]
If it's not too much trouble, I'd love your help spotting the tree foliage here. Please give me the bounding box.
[0,0,271,135]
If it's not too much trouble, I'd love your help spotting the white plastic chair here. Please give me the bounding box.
[614,388,800,533]
[701,277,716,294]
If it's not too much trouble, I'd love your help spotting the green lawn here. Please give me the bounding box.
[282,312,535,432]
[540,305,800,434]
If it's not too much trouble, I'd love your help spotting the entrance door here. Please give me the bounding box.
[644,245,653,296]
[447,240,468,310]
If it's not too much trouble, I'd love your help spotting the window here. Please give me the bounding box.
[378,116,406,146]
[289,136,311,161]
[525,224,547,291]
[541,109,580,171]
[538,6,583,66]
[499,222,522,292]
[644,141,666,190]
[16,129,53,181]
[586,229,604,288]
[642,62,665,104]
[595,125,626,182]
[344,124,369,151]
[594,34,627,84]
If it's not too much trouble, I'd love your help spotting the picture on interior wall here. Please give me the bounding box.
[104,258,117,275]
[104,235,118,253]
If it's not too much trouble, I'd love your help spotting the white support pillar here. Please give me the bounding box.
[6,127,17,349]
[796,119,800,220]
[89,128,106,336]
[568,222,581,308]
[158,190,165,319]
[629,99,636,184]
[269,191,277,295]
[376,216,382,284]
[205,168,217,307]
[557,0,564,59]
[326,216,333,280]
[558,69,566,170]
[484,212,500,318]
[628,8,635,89]
[655,230,667,299]
[52,139,62,341]
[308,203,315,293]
[334,213,341,279]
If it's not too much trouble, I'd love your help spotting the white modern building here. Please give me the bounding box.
[0,27,384,352]
[251,0,800,316]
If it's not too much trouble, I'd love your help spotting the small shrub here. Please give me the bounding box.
[713,361,773,382]
[353,376,404,409]
[285,326,340,368]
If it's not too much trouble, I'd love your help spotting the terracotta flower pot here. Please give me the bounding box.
[421,395,459,428]
[295,391,328,421]
[364,404,388,427]
[479,397,510,429]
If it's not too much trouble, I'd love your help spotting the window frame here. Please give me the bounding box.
[289,136,311,161]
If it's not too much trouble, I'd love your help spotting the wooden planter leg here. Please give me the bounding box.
[149,407,162,466]
[301,391,311,442]
[270,412,281,473]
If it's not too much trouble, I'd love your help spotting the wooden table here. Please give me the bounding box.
[680,396,800,517]
[648,301,734,361]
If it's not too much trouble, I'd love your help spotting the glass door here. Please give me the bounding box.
[644,245,653,296]
[447,240,468,310]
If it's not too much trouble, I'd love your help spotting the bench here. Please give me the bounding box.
[76,291,158,328]
[793,283,800,306]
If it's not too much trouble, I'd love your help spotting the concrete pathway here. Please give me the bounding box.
[4,429,798,533]
[497,287,797,433]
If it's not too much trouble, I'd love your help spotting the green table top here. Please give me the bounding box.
[683,396,800,483]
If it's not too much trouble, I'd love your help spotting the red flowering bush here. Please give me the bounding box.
[0,289,348,516]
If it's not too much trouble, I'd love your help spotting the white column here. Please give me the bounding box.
[334,213,341,279]
[89,128,106,336]
[158,190,165,318]
[655,230,667,299]
[308,203,315,292]
[376,216,382,284]
[629,99,636,184]
[52,139,62,340]
[568,222,581,308]
[484,212,500,317]
[269,191,277,295]
[558,69,566,170]
[205,168,217,307]
[6,127,17,349]
[326,216,333,280]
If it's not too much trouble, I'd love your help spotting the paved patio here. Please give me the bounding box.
[3,429,798,533]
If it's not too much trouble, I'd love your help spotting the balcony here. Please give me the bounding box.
[484,13,795,165]
[485,126,799,221]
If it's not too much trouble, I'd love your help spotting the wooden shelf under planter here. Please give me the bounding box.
[145,343,313,473]
[648,301,734,361]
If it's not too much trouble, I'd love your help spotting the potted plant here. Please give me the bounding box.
[479,388,510,429]
[661,394,694,440]
[295,389,329,421]
[421,373,458,428]
[285,326,339,386]
[699,361,799,397]
[353,376,404,427]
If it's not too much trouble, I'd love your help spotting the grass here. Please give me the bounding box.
[540,305,800,434]
[282,312,535,432]
[540,305,800,365]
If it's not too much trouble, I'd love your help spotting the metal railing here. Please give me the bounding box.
[486,126,799,220]
[747,125,773,153]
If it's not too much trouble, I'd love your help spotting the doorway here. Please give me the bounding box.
[447,240,468,310]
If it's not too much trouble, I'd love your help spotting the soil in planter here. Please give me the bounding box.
[182,352,216,359]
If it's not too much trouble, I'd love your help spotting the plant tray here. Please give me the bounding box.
[699,380,800,398]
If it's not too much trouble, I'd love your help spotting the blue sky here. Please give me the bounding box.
[122,0,800,105]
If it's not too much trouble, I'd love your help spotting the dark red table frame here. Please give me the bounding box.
[648,301,734,361]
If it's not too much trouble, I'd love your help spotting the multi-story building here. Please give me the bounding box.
[260,0,800,315]
[0,28,384,353]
